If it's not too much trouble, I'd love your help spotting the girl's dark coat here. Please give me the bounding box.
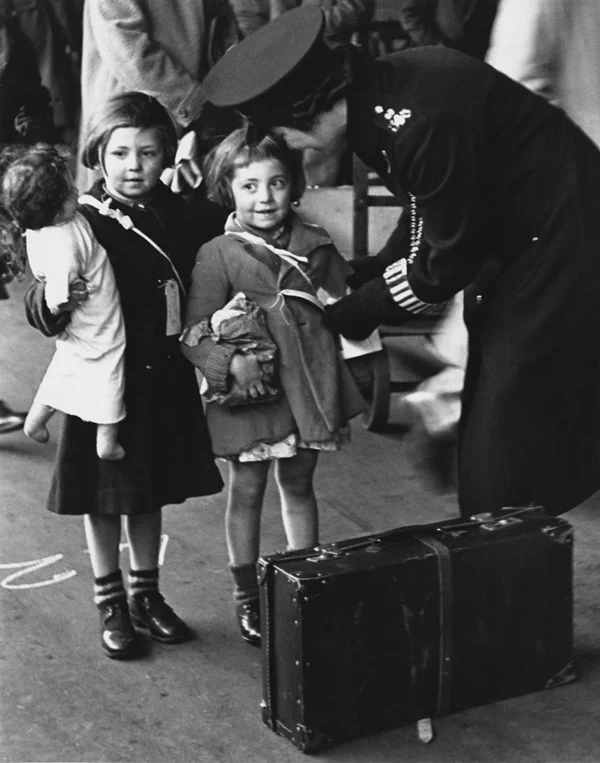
[344,46,600,517]
[25,181,223,514]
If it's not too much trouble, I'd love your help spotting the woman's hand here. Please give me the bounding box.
[229,352,266,399]
[52,279,89,314]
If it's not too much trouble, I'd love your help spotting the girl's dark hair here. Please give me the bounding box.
[203,127,305,208]
[0,143,71,230]
[81,91,178,170]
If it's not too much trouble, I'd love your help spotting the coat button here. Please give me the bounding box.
[476,295,483,305]
[145,364,152,370]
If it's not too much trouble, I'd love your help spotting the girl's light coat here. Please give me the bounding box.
[183,213,365,456]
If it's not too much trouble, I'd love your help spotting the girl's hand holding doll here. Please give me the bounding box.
[53,279,89,314]
[229,352,266,400]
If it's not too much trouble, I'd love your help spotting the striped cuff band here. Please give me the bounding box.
[383,260,445,316]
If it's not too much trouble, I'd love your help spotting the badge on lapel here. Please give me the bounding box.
[374,105,412,134]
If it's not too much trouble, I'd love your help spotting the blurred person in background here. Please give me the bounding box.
[486,0,600,149]
[230,0,374,43]
[398,0,499,59]
[79,0,241,240]
[0,3,54,146]
[8,0,83,146]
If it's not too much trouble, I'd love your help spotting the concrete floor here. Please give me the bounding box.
[1,226,600,762]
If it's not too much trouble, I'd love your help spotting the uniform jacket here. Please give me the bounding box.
[343,46,577,311]
[182,212,365,456]
[24,180,223,514]
[331,45,600,518]
[486,0,600,149]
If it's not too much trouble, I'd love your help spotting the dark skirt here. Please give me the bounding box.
[46,342,223,515]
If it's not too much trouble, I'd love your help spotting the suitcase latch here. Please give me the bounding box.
[306,545,342,562]
[480,516,522,531]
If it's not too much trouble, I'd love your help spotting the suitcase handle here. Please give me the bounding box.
[434,504,545,538]
[260,505,547,567]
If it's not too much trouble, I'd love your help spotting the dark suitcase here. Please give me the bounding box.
[258,506,575,753]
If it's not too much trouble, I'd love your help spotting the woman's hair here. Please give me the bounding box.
[203,127,305,208]
[81,91,178,170]
[240,44,353,137]
[286,50,352,133]
[0,143,71,230]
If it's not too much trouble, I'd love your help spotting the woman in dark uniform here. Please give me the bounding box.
[201,5,600,519]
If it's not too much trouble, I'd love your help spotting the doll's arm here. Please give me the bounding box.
[24,278,89,337]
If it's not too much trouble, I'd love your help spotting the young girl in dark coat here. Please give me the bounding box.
[24,92,223,659]
[181,128,365,646]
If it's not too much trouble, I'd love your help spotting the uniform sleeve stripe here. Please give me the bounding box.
[383,260,444,315]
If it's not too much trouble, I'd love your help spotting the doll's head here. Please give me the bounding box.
[0,143,73,282]
[203,127,305,231]
[82,91,177,174]
[0,143,74,231]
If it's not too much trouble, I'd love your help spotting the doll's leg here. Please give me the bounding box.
[275,448,319,551]
[124,512,191,644]
[226,459,270,646]
[23,401,56,443]
[83,514,137,659]
[96,423,125,460]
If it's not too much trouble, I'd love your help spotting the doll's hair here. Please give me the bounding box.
[203,127,305,208]
[0,143,71,230]
[81,91,178,170]
[0,143,67,281]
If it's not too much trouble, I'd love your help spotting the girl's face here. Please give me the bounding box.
[102,127,165,201]
[230,157,292,231]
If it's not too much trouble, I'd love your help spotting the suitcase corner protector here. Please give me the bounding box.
[293,725,332,755]
[545,659,577,689]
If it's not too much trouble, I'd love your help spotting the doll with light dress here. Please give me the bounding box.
[0,143,126,459]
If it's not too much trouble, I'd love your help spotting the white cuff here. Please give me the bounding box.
[384,260,441,315]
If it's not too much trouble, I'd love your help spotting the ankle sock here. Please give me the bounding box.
[128,567,159,599]
[94,569,126,608]
[229,563,259,604]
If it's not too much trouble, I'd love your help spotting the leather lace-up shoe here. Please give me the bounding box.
[0,400,26,434]
[99,599,138,659]
[130,592,192,644]
[236,599,261,647]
